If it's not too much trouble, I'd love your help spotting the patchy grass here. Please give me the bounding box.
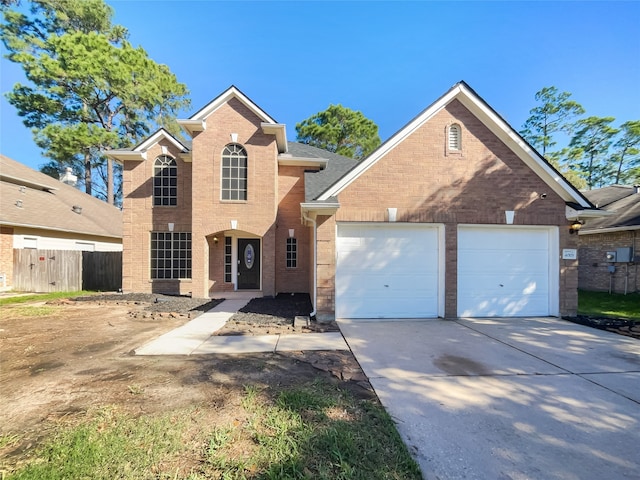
[578,290,640,320]
[0,291,96,306]
[7,381,421,480]
[6,305,59,317]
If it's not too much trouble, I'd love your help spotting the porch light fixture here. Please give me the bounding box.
[569,220,583,235]
[213,236,219,244]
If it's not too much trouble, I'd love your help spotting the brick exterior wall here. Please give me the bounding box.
[276,166,310,293]
[0,226,14,288]
[578,230,639,293]
[122,139,193,295]
[316,100,578,318]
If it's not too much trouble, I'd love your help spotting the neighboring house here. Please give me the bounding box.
[578,185,640,294]
[0,154,122,290]
[108,82,601,319]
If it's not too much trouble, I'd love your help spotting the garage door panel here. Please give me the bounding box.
[458,227,553,317]
[336,224,440,319]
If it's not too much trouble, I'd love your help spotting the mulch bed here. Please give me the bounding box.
[564,315,640,339]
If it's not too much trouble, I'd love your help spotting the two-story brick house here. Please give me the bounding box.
[108,82,600,320]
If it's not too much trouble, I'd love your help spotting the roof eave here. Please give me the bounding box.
[0,220,122,239]
[106,150,147,163]
[566,205,613,220]
[261,123,288,153]
[579,225,640,235]
[278,156,327,168]
[176,119,206,137]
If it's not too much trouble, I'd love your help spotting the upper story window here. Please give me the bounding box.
[153,155,177,206]
[221,144,247,201]
[286,237,297,268]
[448,124,462,151]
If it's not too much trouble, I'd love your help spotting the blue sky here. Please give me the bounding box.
[1,1,639,172]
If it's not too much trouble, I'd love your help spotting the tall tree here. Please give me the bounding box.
[520,86,585,158]
[1,0,189,205]
[296,104,381,160]
[568,116,619,189]
[610,120,640,184]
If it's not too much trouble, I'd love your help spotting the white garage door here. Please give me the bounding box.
[458,226,557,317]
[336,223,441,319]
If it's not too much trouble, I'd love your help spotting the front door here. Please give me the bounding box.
[237,238,260,289]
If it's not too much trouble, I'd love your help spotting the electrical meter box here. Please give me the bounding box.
[606,251,616,262]
[616,247,633,263]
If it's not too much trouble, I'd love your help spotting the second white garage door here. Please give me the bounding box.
[457,226,558,317]
[336,223,442,319]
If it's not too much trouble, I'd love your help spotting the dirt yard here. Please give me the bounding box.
[0,294,369,471]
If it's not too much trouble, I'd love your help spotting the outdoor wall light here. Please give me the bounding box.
[213,236,219,244]
[569,220,583,234]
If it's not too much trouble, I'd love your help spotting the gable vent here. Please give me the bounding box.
[448,124,461,150]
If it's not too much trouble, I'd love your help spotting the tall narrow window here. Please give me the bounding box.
[286,237,297,268]
[150,232,191,279]
[448,124,461,151]
[224,237,232,282]
[221,144,247,200]
[153,156,177,206]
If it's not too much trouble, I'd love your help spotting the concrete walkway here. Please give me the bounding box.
[135,298,348,355]
[339,317,640,480]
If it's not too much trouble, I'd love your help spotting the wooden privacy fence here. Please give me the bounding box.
[13,249,122,293]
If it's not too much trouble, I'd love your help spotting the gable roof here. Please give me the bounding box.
[315,81,596,211]
[107,128,191,163]
[0,155,122,239]
[580,186,640,234]
[177,85,288,153]
[282,142,358,202]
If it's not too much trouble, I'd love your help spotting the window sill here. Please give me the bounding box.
[149,279,193,283]
[220,200,248,204]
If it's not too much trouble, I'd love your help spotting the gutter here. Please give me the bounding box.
[302,210,317,318]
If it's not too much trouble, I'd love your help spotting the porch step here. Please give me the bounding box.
[213,290,263,300]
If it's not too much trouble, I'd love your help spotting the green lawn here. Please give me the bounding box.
[578,290,640,320]
[7,382,421,480]
[0,291,96,306]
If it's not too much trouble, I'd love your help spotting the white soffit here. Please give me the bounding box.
[318,83,591,209]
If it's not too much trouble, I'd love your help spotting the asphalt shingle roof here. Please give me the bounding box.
[581,186,640,231]
[284,142,358,202]
[0,155,122,238]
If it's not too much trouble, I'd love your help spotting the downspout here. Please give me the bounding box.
[302,211,317,318]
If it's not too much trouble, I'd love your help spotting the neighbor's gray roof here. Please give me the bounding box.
[581,186,640,231]
[284,142,358,202]
[0,154,122,238]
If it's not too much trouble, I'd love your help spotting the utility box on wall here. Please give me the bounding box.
[616,247,634,263]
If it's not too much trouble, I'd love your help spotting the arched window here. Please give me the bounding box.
[221,144,247,200]
[153,156,177,206]
[448,124,461,151]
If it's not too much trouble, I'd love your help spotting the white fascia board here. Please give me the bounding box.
[319,83,591,208]
[579,225,640,235]
[190,86,278,124]
[261,123,288,153]
[176,119,206,136]
[454,87,590,208]
[317,87,460,201]
[135,129,188,153]
[106,150,147,163]
[566,205,612,220]
[0,220,122,239]
[278,156,328,168]
[301,202,340,216]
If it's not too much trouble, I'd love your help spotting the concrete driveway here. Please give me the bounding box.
[338,317,640,480]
